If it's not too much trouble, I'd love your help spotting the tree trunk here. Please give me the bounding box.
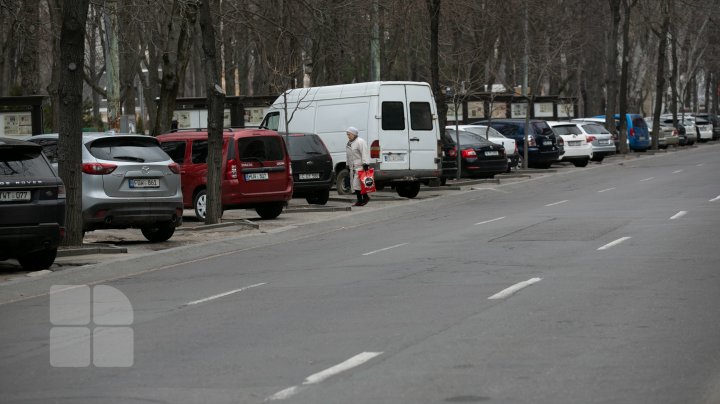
[670,17,679,123]
[58,0,91,247]
[18,0,40,95]
[605,0,621,147]
[427,0,447,140]
[617,0,636,154]
[651,0,670,150]
[46,0,63,132]
[199,0,225,224]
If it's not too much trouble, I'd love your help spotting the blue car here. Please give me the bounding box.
[593,114,650,151]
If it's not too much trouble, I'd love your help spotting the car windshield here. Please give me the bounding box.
[551,125,582,136]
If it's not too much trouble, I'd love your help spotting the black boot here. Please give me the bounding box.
[362,193,370,205]
[353,191,363,206]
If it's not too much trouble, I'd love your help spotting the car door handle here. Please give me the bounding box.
[410,137,420,141]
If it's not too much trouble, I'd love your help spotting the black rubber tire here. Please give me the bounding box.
[17,248,57,271]
[573,158,589,168]
[591,155,605,162]
[440,177,447,186]
[193,189,207,220]
[256,202,284,219]
[396,181,421,198]
[141,222,176,242]
[306,189,330,205]
[336,169,351,195]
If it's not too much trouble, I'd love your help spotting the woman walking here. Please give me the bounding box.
[345,126,371,206]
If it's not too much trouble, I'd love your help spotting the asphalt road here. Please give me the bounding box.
[1,145,720,403]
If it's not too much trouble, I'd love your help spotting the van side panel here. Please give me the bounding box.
[315,102,370,166]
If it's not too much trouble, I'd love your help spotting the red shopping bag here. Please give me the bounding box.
[358,168,376,194]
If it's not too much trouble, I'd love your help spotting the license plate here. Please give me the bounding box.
[568,141,581,146]
[299,173,320,180]
[0,190,31,202]
[543,141,553,146]
[129,179,159,188]
[599,140,610,145]
[384,154,405,162]
[485,151,499,156]
[245,172,269,181]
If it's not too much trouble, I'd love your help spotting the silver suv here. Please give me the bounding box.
[26,133,183,242]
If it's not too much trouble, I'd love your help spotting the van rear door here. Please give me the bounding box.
[405,84,439,171]
[378,85,411,171]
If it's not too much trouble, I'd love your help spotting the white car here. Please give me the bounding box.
[447,125,519,171]
[547,122,593,167]
[573,121,616,162]
[692,117,714,142]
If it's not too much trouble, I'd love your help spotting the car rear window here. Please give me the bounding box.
[89,137,170,163]
[238,136,285,162]
[632,116,648,128]
[445,130,495,147]
[551,125,582,136]
[159,141,186,164]
[582,124,610,134]
[286,135,327,159]
[0,147,56,178]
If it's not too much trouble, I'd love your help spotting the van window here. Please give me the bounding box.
[410,102,433,130]
[632,116,648,128]
[238,136,284,161]
[382,102,405,130]
[159,141,186,164]
[261,112,280,131]
[191,140,208,164]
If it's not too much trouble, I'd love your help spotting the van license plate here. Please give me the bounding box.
[245,172,269,181]
[0,190,30,202]
[299,173,320,180]
[485,151,499,156]
[129,179,159,188]
[384,154,405,162]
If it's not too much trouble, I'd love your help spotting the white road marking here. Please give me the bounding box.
[711,195,720,202]
[545,200,568,207]
[186,283,266,306]
[266,352,383,401]
[488,278,542,300]
[362,243,408,256]
[597,237,631,250]
[670,211,687,220]
[597,187,616,193]
[640,177,654,182]
[697,163,704,167]
[672,169,684,174]
[475,216,506,225]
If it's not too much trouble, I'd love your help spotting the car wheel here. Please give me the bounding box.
[141,222,176,242]
[591,155,605,162]
[535,162,553,169]
[336,168,352,195]
[17,248,57,271]
[194,190,207,220]
[256,202,284,219]
[440,177,447,186]
[306,190,330,205]
[573,158,589,168]
[396,181,421,198]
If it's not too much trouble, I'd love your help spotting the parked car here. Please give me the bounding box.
[157,129,293,220]
[592,114,651,151]
[547,122,593,167]
[0,137,65,270]
[446,125,519,172]
[644,117,681,148]
[285,133,334,205]
[691,117,714,142]
[26,133,183,242]
[691,113,720,140]
[442,129,508,178]
[472,119,561,169]
[572,121,616,162]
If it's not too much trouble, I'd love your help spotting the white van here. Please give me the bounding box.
[260,81,442,198]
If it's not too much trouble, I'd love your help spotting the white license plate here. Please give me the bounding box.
[129,179,159,188]
[0,190,31,202]
[568,141,581,146]
[299,173,320,180]
[543,141,553,146]
[383,154,405,162]
[485,151,499,156]
[599,140,610,145]
[245,172,269,181]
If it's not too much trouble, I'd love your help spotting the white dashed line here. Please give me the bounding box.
[475,216,506,225]
[488,278,542,300]
[669,211,687,220]
[597,237,631,250]
[362,243,408,256]
[545,200,568,207]
[640,177,654,182]
[672,169,684,174]
[597,187,616,193]
[186,283,266,306]
[697,163,704,167]
[266,352,383,401]
[710,195,720,202]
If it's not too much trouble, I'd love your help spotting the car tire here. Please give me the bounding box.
[591,155,605,162]
[573,158,589,168]
[335,168,351,195]
[396,181,421,198]
[440,177,447,186]
[256,202,284,219]
[17,248,57,271]
[306,190,330,205]
[141,222,176,242]
[194,189,207,220]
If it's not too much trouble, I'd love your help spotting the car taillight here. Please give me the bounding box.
[461,149,476,158]
[82,162,117,175]
[168,163,180,174]
[514,143,518,153]
[370,140,380,159]
[225,160,238,180]
[629,128,635,137]
[57,185,66,199]
[585,135,596,143]
[556,137,564,146]
[448,147,457,157]
[672,129,678,136]
[528,137,537,147]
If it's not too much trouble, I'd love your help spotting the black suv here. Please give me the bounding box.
[286,133,334,205]
[473,119,561,168]
[0,138,65,270]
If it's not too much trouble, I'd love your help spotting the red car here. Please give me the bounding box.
[157,129,293,220]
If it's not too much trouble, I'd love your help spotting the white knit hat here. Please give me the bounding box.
[346,126,359,136]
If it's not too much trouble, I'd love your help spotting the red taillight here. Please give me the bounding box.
[168,163,180,174]
[514,143,518,154]
[57,185,66,199]
[672,129,678,136]
[82,163,117,175]
[225,160,238,180]
[370,140,380,159]
[556,137,564,146]
[585,135,596,143]
[448,147,457,157]
[461,148,477,158]
[528,137,537,147]
[629,128,635,137]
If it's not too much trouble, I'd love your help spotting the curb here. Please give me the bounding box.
[57,244,128,257]
[177,219,260,231]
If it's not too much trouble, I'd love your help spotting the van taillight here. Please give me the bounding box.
[370,140,380,159]
[225,160,238,180]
